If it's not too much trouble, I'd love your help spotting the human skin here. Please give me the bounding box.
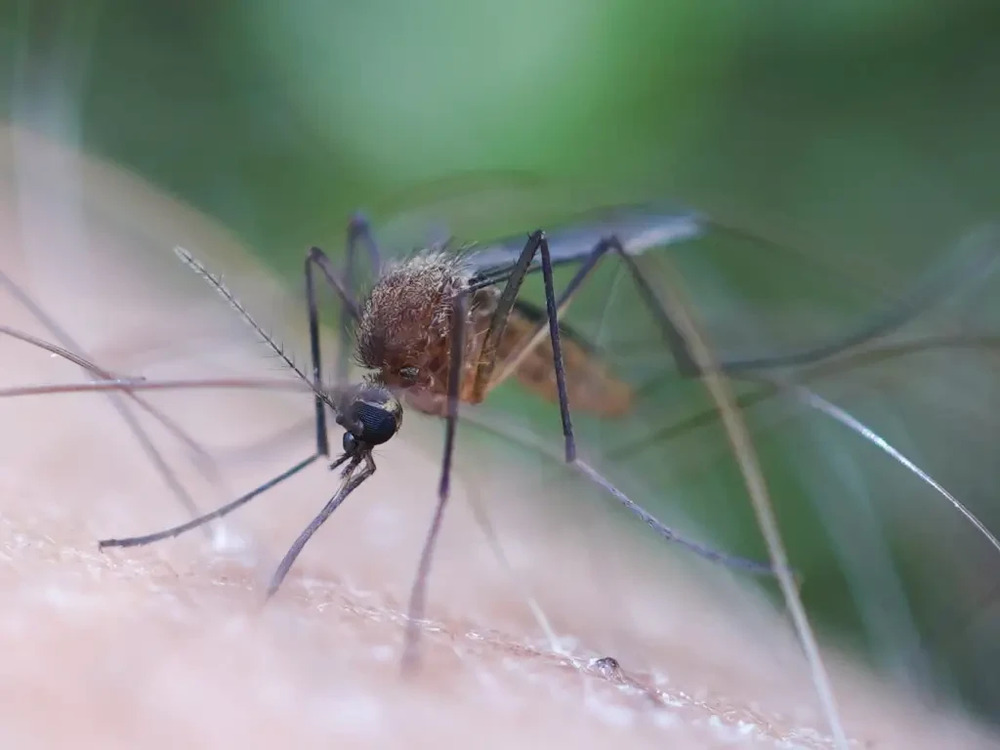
[0,126,997,750]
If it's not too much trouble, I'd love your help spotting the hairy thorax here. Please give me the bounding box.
[356,251,487,417]
[355,249,632,419]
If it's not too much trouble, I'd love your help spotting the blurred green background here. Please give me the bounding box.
[3,0,1000,726]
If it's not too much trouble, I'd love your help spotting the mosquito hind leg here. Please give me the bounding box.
[556,236,698,376]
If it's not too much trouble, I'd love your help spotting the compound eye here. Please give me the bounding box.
[342,431,358,455]
[398,366,419,384]
[351,398,401,446]
[358,404,399,445]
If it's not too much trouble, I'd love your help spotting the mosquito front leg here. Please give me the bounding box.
[402,285,470,674]
[0,267,209,527]
[265,452,375,599]
[99,249,334,552]
[98,453,322,549]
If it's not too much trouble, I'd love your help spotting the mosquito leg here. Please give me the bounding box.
[603,241,700,377]
[0,269,211,529]
[304,252,331,458]
[717,224,1000,373]
[469,231,545,393]
[475,233,781,577]
[306,244,366,455]
[402,286,470,674]
[305,247,362,321]
[537,234,577,462]
[455,407,781,576]
[0,323,215,473]
[540,231,784,568]
[347,212,383,278]
[571,459,780,576]
[479,232,683,461]
[99,454,322,549]
[536,234,697,376]
[335,214,383,385]
[265,453,375,598]
[484,236,699,393]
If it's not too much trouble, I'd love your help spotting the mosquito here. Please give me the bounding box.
[66,208,763,666]
[85,203,1000,677]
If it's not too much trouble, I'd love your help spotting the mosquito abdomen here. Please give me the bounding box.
[499,310,633,418]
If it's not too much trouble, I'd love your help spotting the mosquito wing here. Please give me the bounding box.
[467,205,705,278]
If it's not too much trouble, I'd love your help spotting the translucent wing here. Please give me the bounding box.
[466,205,704,277]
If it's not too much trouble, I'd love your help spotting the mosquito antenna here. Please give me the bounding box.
[174,247,330,407]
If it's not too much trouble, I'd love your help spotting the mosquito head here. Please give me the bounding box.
[336,382,403,455]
